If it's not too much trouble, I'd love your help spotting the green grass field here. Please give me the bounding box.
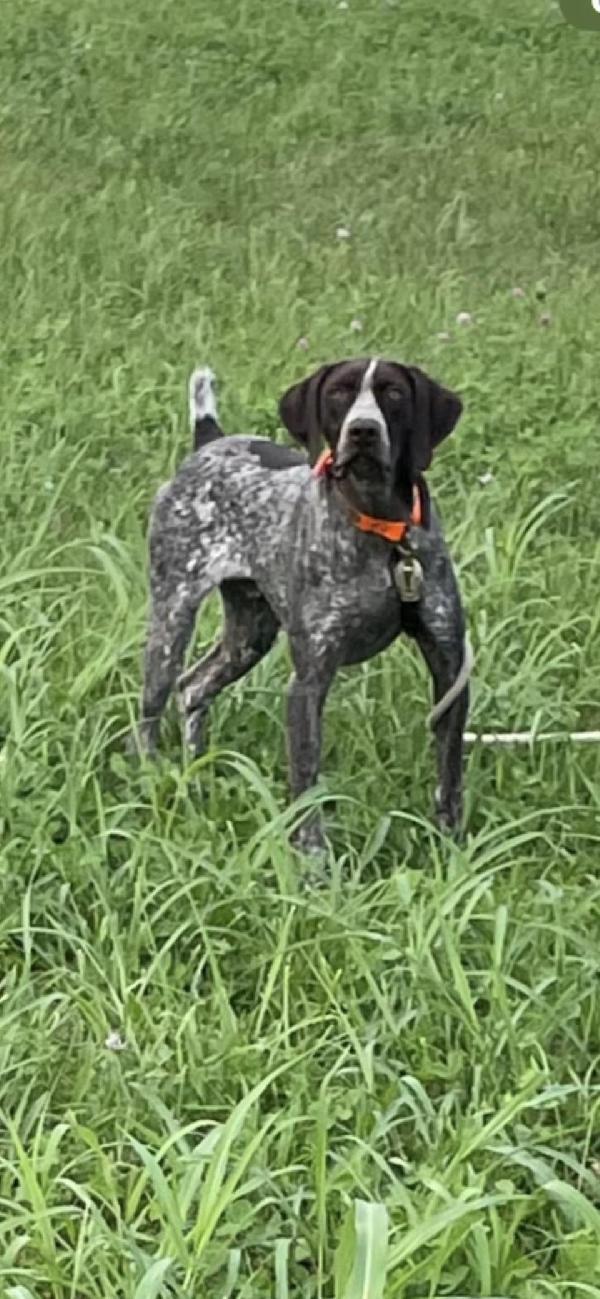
[2,0,600,1293]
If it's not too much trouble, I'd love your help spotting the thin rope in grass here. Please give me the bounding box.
[465,731,600,745]
[428,639,600,746]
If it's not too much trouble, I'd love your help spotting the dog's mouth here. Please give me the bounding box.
[333,428,391,478]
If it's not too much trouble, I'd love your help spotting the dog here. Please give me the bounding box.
[134,358,471,853]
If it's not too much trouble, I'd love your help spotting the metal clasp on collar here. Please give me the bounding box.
[393,547,423,603]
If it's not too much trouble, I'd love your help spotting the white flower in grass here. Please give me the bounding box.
[436,330,451,342]
[336,225,351,240]
[349,317,363,332]
[105,1029,126,1051]
[511,286,526,299]
[456,310,473,326]
[478,471,494,487]
[296,336,309,350]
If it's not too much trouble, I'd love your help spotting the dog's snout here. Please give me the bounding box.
[336,413,391,468]
[347,419,382,439]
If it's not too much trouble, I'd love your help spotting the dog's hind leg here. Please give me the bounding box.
[133,580,210,755]
[177,579,280,755]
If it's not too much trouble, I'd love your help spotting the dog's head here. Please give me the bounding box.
[279,358,462,493]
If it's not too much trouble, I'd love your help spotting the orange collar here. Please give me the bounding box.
[312,450,422,543]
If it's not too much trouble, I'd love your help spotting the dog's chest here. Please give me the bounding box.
[286,502,405,662]
[337,577,403,665]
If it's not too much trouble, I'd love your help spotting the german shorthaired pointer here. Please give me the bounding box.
[134,358,471,853]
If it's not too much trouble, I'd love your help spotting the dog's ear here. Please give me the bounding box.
[278,364,337,467]
[406,366,463,473]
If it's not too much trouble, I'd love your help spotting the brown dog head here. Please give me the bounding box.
[278,358,462,491]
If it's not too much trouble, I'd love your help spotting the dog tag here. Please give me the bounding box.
[394,553,423,603]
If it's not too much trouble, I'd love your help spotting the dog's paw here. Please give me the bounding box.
[291,817,327,859]
[434,785,464,838]
[176,684,208,757]
[124,724,158,761]
[183,712,208,758]
[435,805,464,840]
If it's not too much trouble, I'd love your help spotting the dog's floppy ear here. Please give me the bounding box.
[406,366,463,473]
[278,364,337,467]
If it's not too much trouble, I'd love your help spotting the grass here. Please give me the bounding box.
[1,0,600,1292]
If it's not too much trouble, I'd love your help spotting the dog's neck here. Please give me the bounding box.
[333,462,415,523]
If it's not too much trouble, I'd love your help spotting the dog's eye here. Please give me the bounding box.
[327,388,350,410]
[386,386,405,404]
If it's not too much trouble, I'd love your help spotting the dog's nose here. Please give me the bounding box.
[347,419,382,439]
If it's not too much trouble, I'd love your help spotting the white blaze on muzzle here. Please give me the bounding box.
[338,357,390,463]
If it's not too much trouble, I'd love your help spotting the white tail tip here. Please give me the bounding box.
[189,366,218,431]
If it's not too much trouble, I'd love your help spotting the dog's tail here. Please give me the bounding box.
[189,366,224,450]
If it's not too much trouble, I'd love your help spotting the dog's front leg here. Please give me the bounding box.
[286,659,336,855]
[405,551,470,835]
[417,630,469,833]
